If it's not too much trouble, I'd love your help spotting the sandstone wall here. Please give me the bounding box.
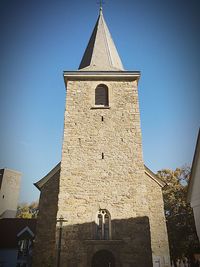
[58,79,146,219]
[57,79,153,266]
[144,173,171,266]
[33,78,170,267]
[32,170,60,267]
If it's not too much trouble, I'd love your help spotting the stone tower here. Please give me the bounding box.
[33,8,170,267]
[0,168,21,218]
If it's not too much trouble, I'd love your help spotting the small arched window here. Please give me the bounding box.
[95,84,109,106]
[96,209,111,240]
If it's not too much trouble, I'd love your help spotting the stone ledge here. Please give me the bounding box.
[90,106,110,110]
[84,239,124,245]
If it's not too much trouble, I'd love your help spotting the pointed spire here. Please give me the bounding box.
[78,9,124,71]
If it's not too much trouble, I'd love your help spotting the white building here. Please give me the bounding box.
[187,129,200,241]
[0,168,22,218]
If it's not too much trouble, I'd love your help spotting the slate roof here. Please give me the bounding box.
[0,218,37,249]
[34,162,60,190]
[79,8,124,71]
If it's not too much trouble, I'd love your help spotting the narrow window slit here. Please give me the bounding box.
[102,153,104,159]
[101,116,104,121]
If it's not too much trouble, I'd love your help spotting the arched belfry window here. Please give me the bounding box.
[96,209,111,240]
[95,84,109,106]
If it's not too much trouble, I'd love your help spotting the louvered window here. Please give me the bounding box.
[95,84,109,106]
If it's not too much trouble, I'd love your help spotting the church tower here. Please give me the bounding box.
[33,8,170,267]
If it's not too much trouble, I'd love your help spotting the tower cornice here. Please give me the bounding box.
[63,71,140,82]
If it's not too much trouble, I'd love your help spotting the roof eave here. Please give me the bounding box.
[144,165,166,188]
[63,71,141,82]
[34,162,61,191]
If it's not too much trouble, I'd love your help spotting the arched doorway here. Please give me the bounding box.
[92,250,115,267]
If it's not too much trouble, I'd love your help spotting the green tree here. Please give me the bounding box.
[16,201,38,218]
[157,167,200,262]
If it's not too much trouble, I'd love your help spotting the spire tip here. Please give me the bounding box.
[99,6,103,14]
[98,0,104,14]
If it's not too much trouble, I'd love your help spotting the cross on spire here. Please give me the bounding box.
[97,0,105,12]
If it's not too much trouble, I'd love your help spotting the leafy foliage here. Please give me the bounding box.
[157,167,200,261]
[16,201,39,218]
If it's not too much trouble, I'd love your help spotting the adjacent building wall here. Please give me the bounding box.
[0,169,21,218]
[188,131,200,241]
[144,173,171,266]
[32,169,60,267]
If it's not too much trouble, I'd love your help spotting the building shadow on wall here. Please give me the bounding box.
[56,216,153,267]
[32,171,152,267]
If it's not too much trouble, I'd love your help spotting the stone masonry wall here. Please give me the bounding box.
[58,79,147,218]
[32,170,60,267]
[145,173,171,266]
[33,77,170,267]
[56,79,154,266]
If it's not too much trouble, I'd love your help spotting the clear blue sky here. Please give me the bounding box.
[0,0,199,203]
